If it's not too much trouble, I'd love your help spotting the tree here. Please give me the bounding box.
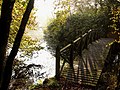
[45,1,120,89]
[0,0,15,87]
[0,0,43,89]
[44,1,110,54]
[0,0,35,89]
[96,1,120,89]
[0,0,41,58]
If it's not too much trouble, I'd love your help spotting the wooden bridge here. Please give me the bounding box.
[55,29,120,89]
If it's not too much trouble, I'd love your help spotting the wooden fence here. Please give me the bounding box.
[55,29,106,86]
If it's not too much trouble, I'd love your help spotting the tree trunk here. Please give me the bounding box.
[1,0,34,90]
[0,0,15,87]
[96,42,120,89]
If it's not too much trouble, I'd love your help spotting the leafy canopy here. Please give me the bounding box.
[44,0,110,54]
[0,0,42,58]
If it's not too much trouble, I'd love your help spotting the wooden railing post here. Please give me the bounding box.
[70,42,74,68]
[69,42,77,81]
[55,46,60,80]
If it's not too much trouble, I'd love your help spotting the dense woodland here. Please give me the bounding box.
[0,0,120,90]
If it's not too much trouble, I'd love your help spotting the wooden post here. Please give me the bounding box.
[70,42,74,68]
[70,42,76,81]
[55,46,60,80]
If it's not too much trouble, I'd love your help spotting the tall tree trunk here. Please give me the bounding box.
[1,0,34,90]
[0,0,15,87]
[96,42,120,89]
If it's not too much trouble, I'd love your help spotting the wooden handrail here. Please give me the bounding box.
[60,29,92,52]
